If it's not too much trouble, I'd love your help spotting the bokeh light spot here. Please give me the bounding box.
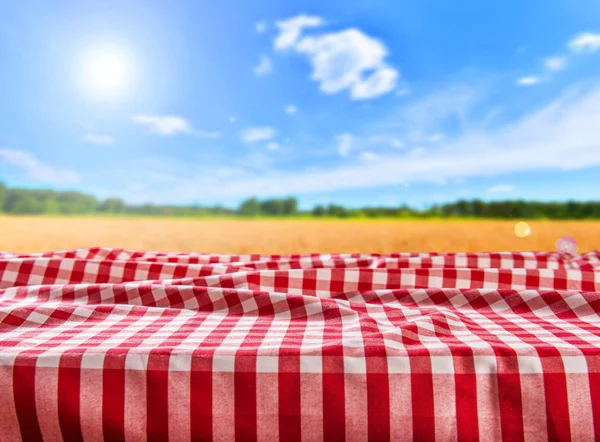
[514,221,531,238]
[556,236,578,254]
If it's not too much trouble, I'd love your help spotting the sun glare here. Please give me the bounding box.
[81,49,132,98]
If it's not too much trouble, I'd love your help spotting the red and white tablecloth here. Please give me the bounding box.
[1,247,600,441]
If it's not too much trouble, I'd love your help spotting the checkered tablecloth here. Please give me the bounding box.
[1,247,600,441]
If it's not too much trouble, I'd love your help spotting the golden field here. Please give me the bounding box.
[0,216,598,254]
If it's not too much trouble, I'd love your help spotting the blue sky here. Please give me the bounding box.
[1,0,600,209]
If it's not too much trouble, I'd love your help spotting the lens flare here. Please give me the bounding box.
[514,221,531,238]
[556,236,578,254]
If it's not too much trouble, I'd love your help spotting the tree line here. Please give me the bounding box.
[0,182,599,219]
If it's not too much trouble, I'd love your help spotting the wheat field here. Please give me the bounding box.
[0,216,598,254]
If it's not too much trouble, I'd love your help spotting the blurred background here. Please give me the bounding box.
[1,0,599,253]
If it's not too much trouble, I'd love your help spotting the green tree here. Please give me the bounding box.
[43,198,60,214]
[11,197,44,214]
[282,197,298,216]
[99,198,126,213]
[239,197,260,217]
[312,205,326,217]
[327,204,349,218]
[260,199,285,216]
[472,199,485,217]
[454,200,471,216]
[0,182,6,212]
[56,191,99,214]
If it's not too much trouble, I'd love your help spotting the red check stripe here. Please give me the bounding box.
[0,247,600,440]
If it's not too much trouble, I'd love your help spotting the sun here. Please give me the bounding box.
[81,48,133,98]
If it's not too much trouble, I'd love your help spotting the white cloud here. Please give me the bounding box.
[374,85,477,144]
[396,88,411,97]
[350,67,398,99]
[360,151,378,161]
[413,132,445,144]
[488,184,515,193]
[273,15,399,100]
[266,142,280,151]
[285,105,297,115]
[133,115,217,138]
[569,32,600,53]
[0,149,80,183]
[149,85,600,200]
[255,21,267,34]
[133,114,191,136]
[516,76,540,86]
[403,86,476,128]
[337,133,405,157]
[294,28,399,99]
[274,14,325,50]
[114,84,600,205]
[253,55,273,77]
[368,136,404,148]
[336,133,354,156]
[408,147,426,157]
[216,167,245,179]
[429,133,446,143]
[544,56,567,71]
[195,130,222,139]
[241,126,277,143]
[82,133,114,145]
